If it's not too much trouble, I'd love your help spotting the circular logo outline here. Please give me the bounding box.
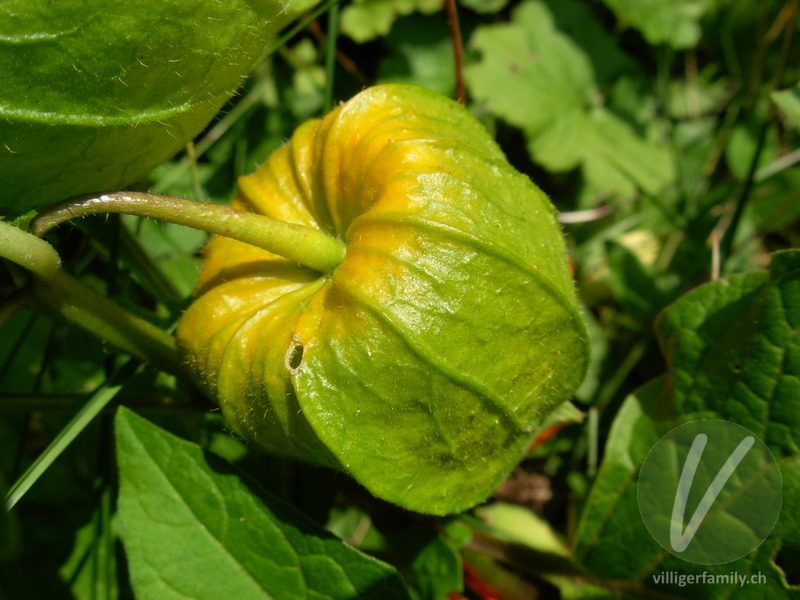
[637,419,783,565]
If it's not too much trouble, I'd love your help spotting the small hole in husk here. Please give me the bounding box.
[288,343,304,370]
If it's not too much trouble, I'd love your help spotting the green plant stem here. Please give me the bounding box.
[117,223,185,302]
[323,1,341,113]
[0,221,180,374]
[32,272,180,374]
[445,0,466,105]
[31,192,346,274]
[263,0,342,60]
[586,407,599,478]
[719,0,797,263]
[0,219,61,279]
[6,360,138,510]
[0,393,195,413]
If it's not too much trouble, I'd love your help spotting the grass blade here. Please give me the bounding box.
[6,360,139,510]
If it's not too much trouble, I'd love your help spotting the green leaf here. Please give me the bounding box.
[115,407,412,600]
[459,0,510,14]
[725,122,778,181]
[542,0,640,86]
[403,532,463,600]
[7,361,135,510]
[340,0,442,43]
[58,488,121,600]
[573,251,800,596]
[466,0,674,202]
[572,377,673,579]
[122,216,206,299]
[772,83,800,130]
[0,0,320,212]
[667,75,729,120]
[656,250,800,431]
[377,15,455,97]
[605,238,672,320]
[744,168,800,234]
[475,502,570,558]
[599,0,707,49]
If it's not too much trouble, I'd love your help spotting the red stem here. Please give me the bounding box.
[445,0,466,105]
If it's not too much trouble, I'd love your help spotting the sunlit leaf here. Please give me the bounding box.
[116,407,412,600]
[0,0,320,212]
[466,0,675,203]
[573,251,800,597]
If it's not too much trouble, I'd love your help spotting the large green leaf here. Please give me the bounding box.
[573,250,800,597]
[0,0,318,213]
[115,407,411,600]
[465,0,674,203]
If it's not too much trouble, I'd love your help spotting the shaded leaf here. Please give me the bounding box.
[772,83,800,129]
[377,15,455,97]
[402,532,463,600]
[115,407,411,600]
[605,238,672,321]
[743,168,800,234]
[542,0,640,85]
[600,0,707,49]
[58,491,124,600]
[667,75,729,120]
[573,251,800,597]
[725,122,778,181]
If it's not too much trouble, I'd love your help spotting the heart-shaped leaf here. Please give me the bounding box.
[465,0,675,202]
[573,250,800,597]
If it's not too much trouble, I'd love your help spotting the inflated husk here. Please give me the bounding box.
[177,85,589,515]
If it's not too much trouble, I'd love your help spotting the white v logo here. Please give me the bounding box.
[670,433,755,552]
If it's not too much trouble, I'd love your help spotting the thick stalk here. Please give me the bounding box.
[0,219,61,279]
[31,192,346,273]
[33,272,180,374]
[0,222,180,375]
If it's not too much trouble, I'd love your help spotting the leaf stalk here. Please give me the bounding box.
[0,221,180,374]
[31,192,346,274]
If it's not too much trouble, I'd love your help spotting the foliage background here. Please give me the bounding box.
[1,0,799,598]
